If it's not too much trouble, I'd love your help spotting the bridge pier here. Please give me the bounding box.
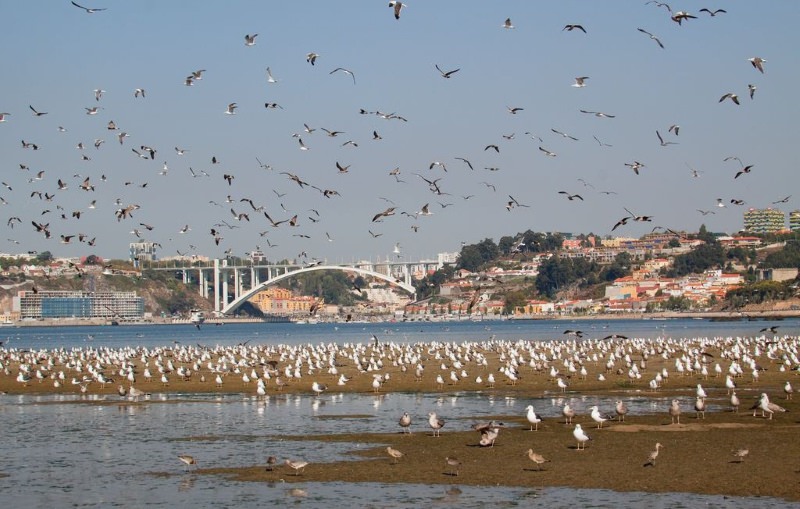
[213,259,220,312]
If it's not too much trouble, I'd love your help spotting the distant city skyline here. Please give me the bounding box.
[1,2,798,264]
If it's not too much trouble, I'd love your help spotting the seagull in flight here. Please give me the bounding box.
[748,57,766,74]
[389,1,405,20]
[563,24,586,33]
[306,52,319,65]
[558,191,584,201]
[552,128,578,141]
[435,64,460,78]
[330,67,356,84]
[719,92,740,105]
[699,8,726,16]
[572,76,589,88]
[71,1,106,13]
[502,18,514,29]
[225,103,238,115]
[539,146,557,157]
[656,130,677,146]
[455,157,473,171]
[580,109,615,118]
[772,195,791,204]
[637,28,664,49]
[244,33,258,46]
[734,165,754,179]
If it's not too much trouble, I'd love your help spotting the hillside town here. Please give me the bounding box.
[2,218,800,324]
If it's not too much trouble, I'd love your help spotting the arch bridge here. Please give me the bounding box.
[222,265,416,315]
[145,258,438,315]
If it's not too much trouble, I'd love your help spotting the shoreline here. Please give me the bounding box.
[2,333,798,501]
[4,308,800,327]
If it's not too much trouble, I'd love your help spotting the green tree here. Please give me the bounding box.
[85,254,102,265]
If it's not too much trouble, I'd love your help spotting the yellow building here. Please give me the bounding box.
[251,287,315,314]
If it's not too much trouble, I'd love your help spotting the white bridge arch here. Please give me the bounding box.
[222,265,416,315]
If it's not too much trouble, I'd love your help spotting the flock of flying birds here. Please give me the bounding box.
[0,2,784,264]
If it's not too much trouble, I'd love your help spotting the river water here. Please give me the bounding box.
[1,317,797,508]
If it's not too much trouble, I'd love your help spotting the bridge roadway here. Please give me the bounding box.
[143,258,441,315]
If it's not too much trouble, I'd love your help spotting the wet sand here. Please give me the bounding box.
[2,338,799,500]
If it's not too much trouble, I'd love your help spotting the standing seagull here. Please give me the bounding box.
[399,412,412,433]
[428,411,445,437]
[590,405,609,428]
[525,405,542,431]
[757,393,786,419]
[669,399,682,424]
[615,400,629,422]
[563,403,575,424]
[573,424,591,450]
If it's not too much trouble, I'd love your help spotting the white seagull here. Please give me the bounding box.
[525,405,542,431]
[428,411,444,437]
[590,405,608,428]
[573,423,591,450]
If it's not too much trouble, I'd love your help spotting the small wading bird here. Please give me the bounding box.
[643,443,663,467]
[284,459,308,476]
[386,447,404,464]
[526,449,550,471]
[178,455,197,469]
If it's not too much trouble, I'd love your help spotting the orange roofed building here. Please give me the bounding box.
[250,287,316,314]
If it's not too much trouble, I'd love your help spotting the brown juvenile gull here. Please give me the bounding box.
[669,399,681,424]
[428,411,445,437]
[615,400,628,421]
[399,411,412,433]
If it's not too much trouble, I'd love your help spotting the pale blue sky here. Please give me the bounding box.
[1,1,798,263]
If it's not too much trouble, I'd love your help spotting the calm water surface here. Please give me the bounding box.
[1,318,797,507]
